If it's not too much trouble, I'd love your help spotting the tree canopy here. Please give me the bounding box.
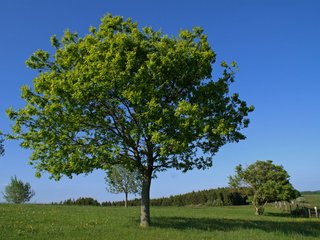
[7,14,253,226]
[2,176,35,204]
[229,160,299,215]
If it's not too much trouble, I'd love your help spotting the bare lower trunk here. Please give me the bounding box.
[125,192,128,208]
[140,171,152,227]
[254,205,264,215]
[253,201,267,215]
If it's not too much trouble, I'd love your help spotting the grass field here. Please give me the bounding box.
[0,204,319,240]
[302,194,320,207]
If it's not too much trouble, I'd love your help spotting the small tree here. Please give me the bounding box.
[105,165,141,207]
[229,160,299,215]
[3,176,35,204]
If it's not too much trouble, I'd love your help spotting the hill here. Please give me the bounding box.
[301,190,320,195]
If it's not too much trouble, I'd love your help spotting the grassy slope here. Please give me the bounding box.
[302,194,320,207]
[301,191,320,195]
[0,204,319,240]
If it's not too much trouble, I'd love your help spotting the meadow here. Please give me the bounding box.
[302,194,320,208]
[0,202,319,240]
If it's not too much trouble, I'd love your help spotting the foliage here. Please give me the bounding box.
[2,176,35,204]
[229,160,300,215]
[105,165,141,207]
[7,14,253,227]
[108,187,247,207]
[54,197,101,206]
[54,188,247,208]
[1,204,320,240]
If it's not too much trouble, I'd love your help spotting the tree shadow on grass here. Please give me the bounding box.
[152,216,320,237]
[264,212,294,218]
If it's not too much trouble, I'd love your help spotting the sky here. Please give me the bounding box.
[0,0,319,203]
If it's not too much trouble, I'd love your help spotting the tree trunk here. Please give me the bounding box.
[125,191,128,208]
[253,201,267,215]
[254,205,264,215]
[140,170,152,227]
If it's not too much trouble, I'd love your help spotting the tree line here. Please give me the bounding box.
[53,187,248,207]
[53,197,100,206]
[2,160,299,218]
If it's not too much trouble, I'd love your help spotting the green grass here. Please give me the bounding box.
[0,204,319,240]
[303,194,320,207]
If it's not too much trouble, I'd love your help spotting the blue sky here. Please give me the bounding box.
[0,0,319,203]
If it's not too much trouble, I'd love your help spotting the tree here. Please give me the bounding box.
[105,164,141,207]
[7,14,253,227]
[229,160,299,215]
[2,176,35,204]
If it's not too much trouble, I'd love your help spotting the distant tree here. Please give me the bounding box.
[229,160,299,215]
[2,176,35,204]
[74,197,100,206]
[7,14,253,227]
[105,165,141,207]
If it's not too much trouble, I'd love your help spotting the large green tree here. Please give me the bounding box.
[7,14,253,227]
[105,164,141,207]
[229,160,299,215]
[2,176,35,204]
